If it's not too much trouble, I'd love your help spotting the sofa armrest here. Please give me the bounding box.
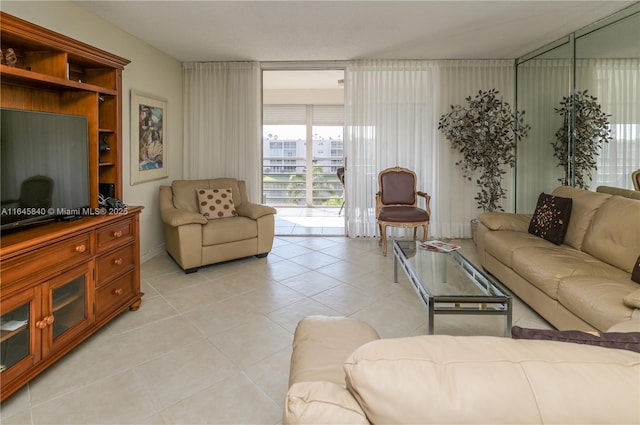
[284,381,370,425]
[161,208,207,227]
[479,212,532,232]
[236,202,277,220]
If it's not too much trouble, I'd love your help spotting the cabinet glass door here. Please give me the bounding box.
[44,265,93,355]
[0,289,39,378]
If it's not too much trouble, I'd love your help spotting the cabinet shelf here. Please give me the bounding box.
[0,64,117,95]
[0,325,28,344]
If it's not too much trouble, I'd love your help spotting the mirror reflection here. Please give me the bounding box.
[515,7,639,212]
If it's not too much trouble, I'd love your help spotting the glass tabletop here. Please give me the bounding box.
[394,240,508,299]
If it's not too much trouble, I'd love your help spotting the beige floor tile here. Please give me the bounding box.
[29,325,131,405]
[107,295,180,334]
[312,283,382,315]
[279,270,344,297]
[207,316,292,369]
[135,339,239,410]
[160,372,281,425]
[147,270,210,295]
[267,298,342,334]
[31,370,156,424]
[114,315,204,366]
[161,278,235,312]
[244,347,293,410]
[0,386,30,421]
[288,251,341,269]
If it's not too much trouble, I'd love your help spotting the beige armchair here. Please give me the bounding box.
[159,178,276,273]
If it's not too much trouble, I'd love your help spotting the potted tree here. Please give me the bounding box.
[552,90,611,189]
[438,89,530,212]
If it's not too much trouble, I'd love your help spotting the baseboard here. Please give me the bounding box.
[141,243,166,264]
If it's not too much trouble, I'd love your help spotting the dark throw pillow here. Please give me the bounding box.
[528,193,572,245]
[511,326,640,353]
[632,255,640,284]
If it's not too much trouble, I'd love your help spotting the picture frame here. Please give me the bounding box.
[130,90,168,184]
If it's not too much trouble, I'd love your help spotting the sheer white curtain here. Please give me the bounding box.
[182,62,262,200]
[344,60,514,239]
[579,59,640,189]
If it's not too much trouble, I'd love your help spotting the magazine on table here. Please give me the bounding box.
[419,240,461,252]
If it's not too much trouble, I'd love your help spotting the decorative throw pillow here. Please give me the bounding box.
[196,188,237,219]
[528,193,572,245]
[511,326,640,353]
[632,256,640,283]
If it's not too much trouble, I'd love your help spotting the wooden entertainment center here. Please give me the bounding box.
[0,12,143,401]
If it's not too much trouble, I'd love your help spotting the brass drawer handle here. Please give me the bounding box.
[75,244,86,253]
[112,230,123,238]
[113,258,123,265]
[113,288,124,296]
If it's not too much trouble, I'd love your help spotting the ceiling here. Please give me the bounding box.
[75,1,634,63]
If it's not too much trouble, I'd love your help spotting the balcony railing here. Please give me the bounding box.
[263,156,344,207]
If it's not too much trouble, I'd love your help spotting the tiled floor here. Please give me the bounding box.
[274,207,345,235]
[1,236,550,425]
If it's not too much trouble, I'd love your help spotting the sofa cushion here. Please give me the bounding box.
[343,335,640,424]
[582,195,640,273]
[510,245,613,299]
[202,216,257,246]
[483,230,549,268]
[196,188,238,219]
[284,381,369,425]
[552,186,611,250]
[624,289,640,309]
[558,275,638,332]
[289,316,380,388]
[528,193,572,245]
[479,212,532,232]
[511,326,640,353]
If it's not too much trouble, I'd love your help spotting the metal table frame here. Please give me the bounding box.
[393,240,512,335]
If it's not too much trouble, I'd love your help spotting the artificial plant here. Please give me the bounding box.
[552,90,612,189]
[438,89,530,212]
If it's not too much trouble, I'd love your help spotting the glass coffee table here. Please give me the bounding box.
[393,240,512,335]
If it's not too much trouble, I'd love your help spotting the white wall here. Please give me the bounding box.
[2,1,183,262]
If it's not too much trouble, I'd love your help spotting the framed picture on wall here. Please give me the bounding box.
[131,90,168,184]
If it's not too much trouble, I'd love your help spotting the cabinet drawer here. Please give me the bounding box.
[1,234,92,285]
[95,272,135,319]
[96,244,134,285]
[97,219,133,252]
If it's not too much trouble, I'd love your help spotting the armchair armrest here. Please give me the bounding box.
[161,208,207,227]
[236,202,277,220]
[479,212,532,232]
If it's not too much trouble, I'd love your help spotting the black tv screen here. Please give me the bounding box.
[1,108,90,230]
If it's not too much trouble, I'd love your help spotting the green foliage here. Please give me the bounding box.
[438,89,530,212]
[552,90,611,189]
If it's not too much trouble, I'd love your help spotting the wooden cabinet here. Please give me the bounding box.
[0,209,143,401]
[0,12,129,204]
[0,13,142,401]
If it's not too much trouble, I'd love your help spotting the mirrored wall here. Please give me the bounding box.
[515,4,639,212]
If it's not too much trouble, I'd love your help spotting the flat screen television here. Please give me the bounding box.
[1,108,90,231]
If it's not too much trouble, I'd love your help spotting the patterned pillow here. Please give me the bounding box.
[528,193,572,245]
[196,188,237,219]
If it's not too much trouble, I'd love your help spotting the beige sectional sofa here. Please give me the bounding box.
[284,316,640,424]
[476,186,640,332]
[159,178,276,272]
